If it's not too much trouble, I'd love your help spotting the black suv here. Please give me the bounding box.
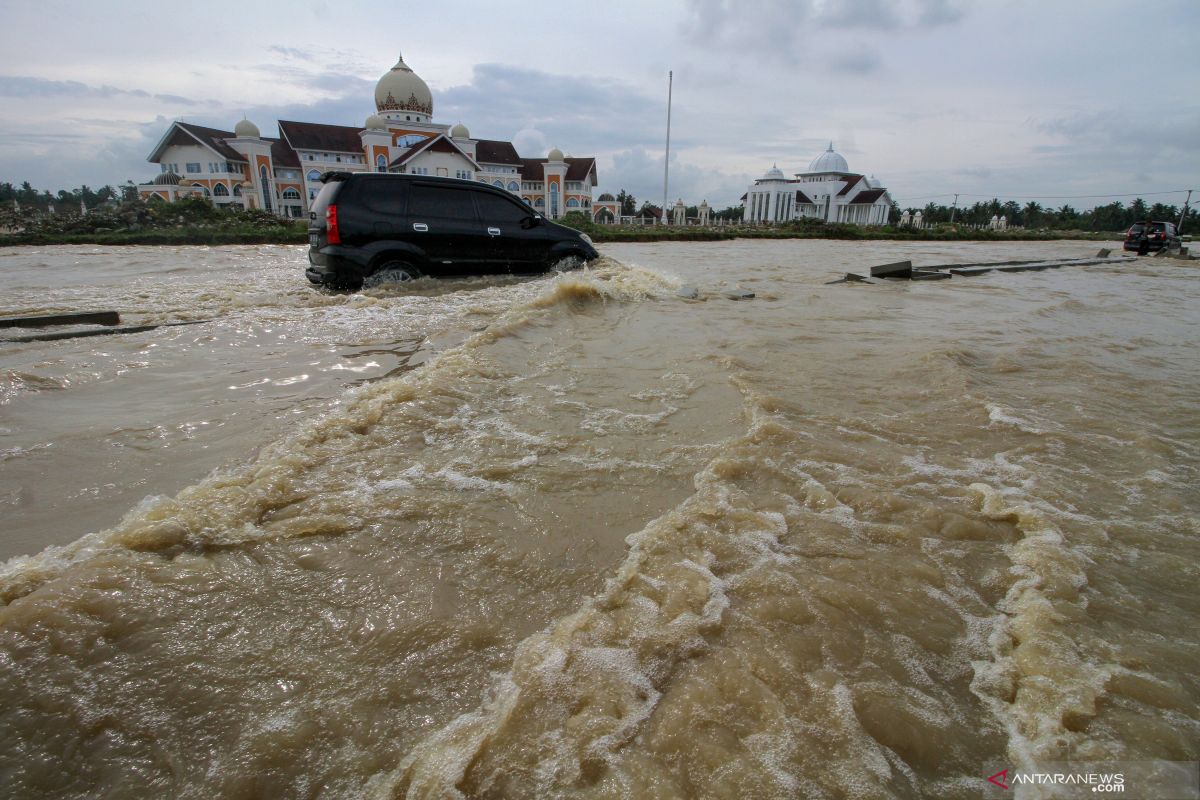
[1124,220,1180,254]
[306,172,599,289]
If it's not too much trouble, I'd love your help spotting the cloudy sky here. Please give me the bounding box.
[1,0,1197,210]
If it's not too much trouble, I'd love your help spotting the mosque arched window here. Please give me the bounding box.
[282,188,301,200]
[376,155,387,172]
[213,183,229,197]
[307,170,322,182]
[260,166,272,211]
[507,181,519,192]
[566,198,580,208]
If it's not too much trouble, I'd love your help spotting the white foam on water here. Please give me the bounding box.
[967,481,1111,775]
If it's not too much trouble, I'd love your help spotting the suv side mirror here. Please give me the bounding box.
[520,215,542,230]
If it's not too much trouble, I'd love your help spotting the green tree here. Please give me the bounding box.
[616,190,636,216]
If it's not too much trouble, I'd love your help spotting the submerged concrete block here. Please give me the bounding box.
[911,270,952,281]
[722,289,755,300]
[0,310,120,329]
[948,267,994,276]
[1096,248,1111,258]
[2,319,208,344]
[676,286,700,299]
[825,273,878,284]
[869,260,913,279]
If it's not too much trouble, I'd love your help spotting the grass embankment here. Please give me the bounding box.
[568,215,1118,244]
[0,196,307,247]
[1,229,307,246]
[0,199,1120,247]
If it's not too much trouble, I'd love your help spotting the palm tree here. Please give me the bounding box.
[1023,201,1044,228]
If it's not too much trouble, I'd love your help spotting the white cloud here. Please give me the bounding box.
[0,0,1196,210]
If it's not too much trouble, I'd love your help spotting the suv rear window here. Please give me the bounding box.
[356,179,407,215]
[310,181,342,218]
[409,184,477,222]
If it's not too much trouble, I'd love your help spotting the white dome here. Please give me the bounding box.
[808,143,849,173]
[450,122,470,138]
[375,53,433,117]
[364,114,387,130]
[761,164,786,181]
[233,118,260,138]
[547,147,564,161]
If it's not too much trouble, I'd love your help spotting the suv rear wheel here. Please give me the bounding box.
[365,260,421,288]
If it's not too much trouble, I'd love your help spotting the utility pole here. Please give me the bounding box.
[1178,189,1192,234]
[662,70,672,226]
[949,193,959,224]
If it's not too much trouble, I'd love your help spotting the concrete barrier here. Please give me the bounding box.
[2,320,208,344]
[0,310,120,329]
[869,260,913,279]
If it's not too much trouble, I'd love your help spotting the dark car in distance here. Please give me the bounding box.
[1124,220,1180,254]
[306,172,599,290]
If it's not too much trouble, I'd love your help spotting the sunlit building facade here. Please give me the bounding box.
[140,54,602,221]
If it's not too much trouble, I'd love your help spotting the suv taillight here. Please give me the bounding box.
[326,204,341,245]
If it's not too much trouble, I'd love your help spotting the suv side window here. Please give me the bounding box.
[357,179,407,215]
[409,184,477,222]
[475,192,532,224]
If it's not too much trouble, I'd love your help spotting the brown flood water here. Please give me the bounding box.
[0,241,1197,798]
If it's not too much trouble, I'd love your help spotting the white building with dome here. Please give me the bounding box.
[139,53,602,221]
[742,143,892,226]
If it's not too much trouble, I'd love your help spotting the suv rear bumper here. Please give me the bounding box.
[1123,240,1170,252]
[307,247,368,288]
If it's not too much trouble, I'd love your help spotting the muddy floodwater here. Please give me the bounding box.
[0,241,1197,798]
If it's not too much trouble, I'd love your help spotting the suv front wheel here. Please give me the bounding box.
[365,260,422,288]
[549,253,586,273]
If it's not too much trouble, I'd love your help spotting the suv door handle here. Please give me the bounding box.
[413,223,428,232]
[488,227,501,236]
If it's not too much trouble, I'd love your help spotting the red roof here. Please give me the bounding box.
[837,175,864,196]
[268,138,300,168]
[278,120,364,154]
[519,157,597,185]
[389,134,480,169]
[848,188,887,204]
[168,122,246,162]
[475,139,521,166]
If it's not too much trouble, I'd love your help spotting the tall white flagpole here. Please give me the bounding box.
[662,70,672,225]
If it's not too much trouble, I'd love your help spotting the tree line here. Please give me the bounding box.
[895,197,1195,232]
[0,181,142,212]
[614,190,743,222]
[615,190,1194,231]
[5,178,1192,233]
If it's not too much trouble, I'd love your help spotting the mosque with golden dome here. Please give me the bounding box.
[139,54,617,223]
